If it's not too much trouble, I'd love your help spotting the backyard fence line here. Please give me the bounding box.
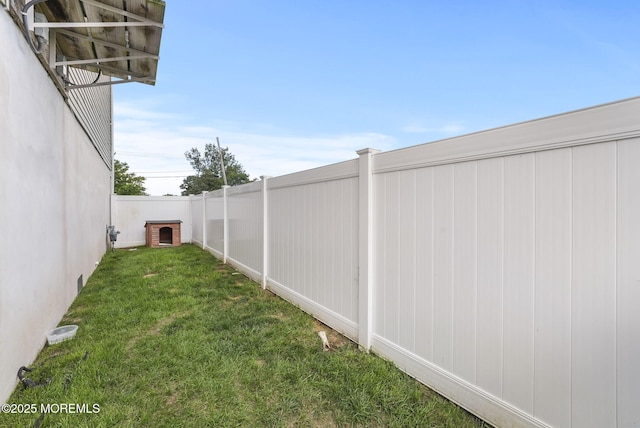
[121,97,640,428]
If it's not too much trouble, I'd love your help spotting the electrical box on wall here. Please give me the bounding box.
[34,12,48,42]
[25,9,49,43]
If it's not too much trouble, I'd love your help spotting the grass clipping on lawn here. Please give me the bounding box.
[4,244,488,428]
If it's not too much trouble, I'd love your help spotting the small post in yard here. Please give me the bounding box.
[357,148,379,351]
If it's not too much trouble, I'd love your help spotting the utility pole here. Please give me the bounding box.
[216,137,228,186]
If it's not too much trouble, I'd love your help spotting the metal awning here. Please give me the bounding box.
[23,0,165,89]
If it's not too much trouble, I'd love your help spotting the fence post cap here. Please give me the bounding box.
[356,148,380,155]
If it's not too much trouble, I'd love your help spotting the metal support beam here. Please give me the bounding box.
[65,77,153,90]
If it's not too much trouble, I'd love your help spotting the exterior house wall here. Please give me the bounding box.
[0,7,111,403]
[66,66,113,165]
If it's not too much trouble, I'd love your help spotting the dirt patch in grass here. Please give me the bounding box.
[148,311,189,336]
[313,320,350,350]
[166,391,179,406]
[270,312,287,321]
[214,264,233,273]
[126,310,193,352]
[220,294,250,310]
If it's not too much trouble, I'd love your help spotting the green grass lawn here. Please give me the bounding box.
[3,244,489,427]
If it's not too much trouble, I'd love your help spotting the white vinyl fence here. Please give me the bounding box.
[137,98,640,428]
[111,195,193,248]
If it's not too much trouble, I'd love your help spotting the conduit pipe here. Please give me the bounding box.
[21,0,49,54]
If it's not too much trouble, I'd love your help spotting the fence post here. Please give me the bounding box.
[261,176,271,289]
[357,148,379,351]
[201,191,207,250]
[222,185,229,264]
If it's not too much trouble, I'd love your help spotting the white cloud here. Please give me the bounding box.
[113,102,397,195]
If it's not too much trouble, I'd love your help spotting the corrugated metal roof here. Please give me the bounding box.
[35,0,165,86]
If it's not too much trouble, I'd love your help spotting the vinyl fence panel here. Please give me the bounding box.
[452,161,478,385]
[616,138,640,428]
[227,181,263,281]
[502,153,535,414]
[475,157,504,399]
[571,142,617,427]
[533,148,572,427]
[204,190,225,256]
[191,195,203,245]
[267,163,360,338]
[432,164,455,371]
[413,167,435,361]
[367,98,640,428]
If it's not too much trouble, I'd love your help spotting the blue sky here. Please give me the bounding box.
[114,1,640,195]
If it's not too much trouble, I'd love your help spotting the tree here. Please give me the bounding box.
[180,143,251,195]
[114,159,147,195]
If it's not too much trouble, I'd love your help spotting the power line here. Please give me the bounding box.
[142,176,189,179]
[135,171,193,174]
[117,151,185,159]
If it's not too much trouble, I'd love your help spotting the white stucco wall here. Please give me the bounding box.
[0,9,110,403]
